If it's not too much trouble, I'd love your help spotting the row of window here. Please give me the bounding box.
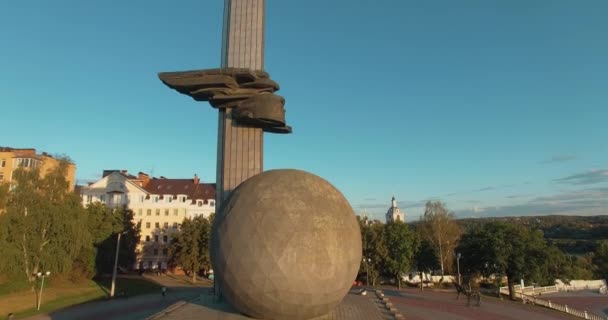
[83,194,214,207]
[144,234,170,243]
[144,221,178,229]
[152,248,169,256]
[139,208,183,217]
[15,158,41,168]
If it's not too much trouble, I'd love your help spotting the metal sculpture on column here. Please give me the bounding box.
[159,1,361,319]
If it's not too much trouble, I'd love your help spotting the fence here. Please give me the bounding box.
[499,285,559,296]
[520,293,607,320]
[501,282,608,296]
[498,287,606,320]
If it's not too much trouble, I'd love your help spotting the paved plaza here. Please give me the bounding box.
[150,288,392,320]
[23,281,597,320]
[384,287,579,320]
[151,286,585,320]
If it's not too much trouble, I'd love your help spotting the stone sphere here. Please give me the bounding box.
[211,169,362,320]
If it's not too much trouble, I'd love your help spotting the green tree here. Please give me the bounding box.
[360,222,388,287]
[414,238,440,290]
[457,222,551,300]
[0,182,9,211]
[169,214,212,283]
[419,201,461,278]
[86,203,140,274]
[383,221,417,289]
[593,240,608,280]
[0,161,90,286]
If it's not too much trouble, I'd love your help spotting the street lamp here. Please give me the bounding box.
[454,252,462,285]
[35,271,51,311]
[363,258,372,286]
[110,231,127,298]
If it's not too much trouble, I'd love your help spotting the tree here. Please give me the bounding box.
[419,201,461,278]
[414,238,440,290]
[0,182,9,211]
[383,221,417,289]
[360,222,388,287]
[86,203,140,274]
[593,240,608,280]
[169,215,212,283]
[0,160,91,286]
[457,222,551,300]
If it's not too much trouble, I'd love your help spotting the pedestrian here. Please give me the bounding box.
[162,286,167,298]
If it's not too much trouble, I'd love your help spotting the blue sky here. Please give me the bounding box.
[1,0,607,221]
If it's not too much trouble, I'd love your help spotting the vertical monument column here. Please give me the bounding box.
[216,0,265,206]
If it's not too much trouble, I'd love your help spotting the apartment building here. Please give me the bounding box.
[80,170,216,270]
[0,146,76,190]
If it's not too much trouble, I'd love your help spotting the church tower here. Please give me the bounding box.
[386,195,405,223]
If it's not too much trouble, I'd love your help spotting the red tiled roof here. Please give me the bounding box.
[143,178,216,201]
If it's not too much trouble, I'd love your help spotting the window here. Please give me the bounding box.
[155,209,160,216]
[100,195,105,202]
[210,201,215,207]
[147,209,151,216]
[163,235,168,243]
[164,209,169,216]
[145,235,150,242]
[138,209,142,216]
[168,196,173,203]
[155,222,160,229]
[163,222,169,229]
[173,222,178,229]
[0,173,4,182]
[154,235,159,242]
[146,222,151,229]
[182,196,186,203]
[154,197,159,203]
[153,249,158,256]
[87,195,92,203]
[197,201,202,207]
[174,209,178,216]
[0,159,5,167]
[162,248,168,256]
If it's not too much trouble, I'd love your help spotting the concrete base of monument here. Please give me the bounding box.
[147,288,391,320]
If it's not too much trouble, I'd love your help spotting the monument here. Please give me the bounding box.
[159,1,361,319]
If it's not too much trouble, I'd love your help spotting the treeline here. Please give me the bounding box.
[361,202,608,299]
[457,215,608,255]
[0,162,139,292]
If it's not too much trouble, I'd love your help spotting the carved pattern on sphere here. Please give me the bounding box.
[158,68,291,134]
[211,170,362,320]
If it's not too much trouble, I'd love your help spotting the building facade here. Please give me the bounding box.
[79,170,216,270]
[0,146,76,190]
[386,196,405,223]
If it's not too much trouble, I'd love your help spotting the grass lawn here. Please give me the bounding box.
[0,277,160,319]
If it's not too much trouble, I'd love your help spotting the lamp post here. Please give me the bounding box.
[110,231,127,298]
[363,258,371,286]
[35,271,51,311]
[454,252,462,285]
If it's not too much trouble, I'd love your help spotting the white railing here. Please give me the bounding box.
[499,285,559,296]
[524,294,607,320]
[500,285,608,320]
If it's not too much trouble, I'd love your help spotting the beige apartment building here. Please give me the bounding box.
[0,146,76,190]
[80,170,216,270]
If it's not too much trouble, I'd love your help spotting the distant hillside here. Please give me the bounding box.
[458,215,608,255]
